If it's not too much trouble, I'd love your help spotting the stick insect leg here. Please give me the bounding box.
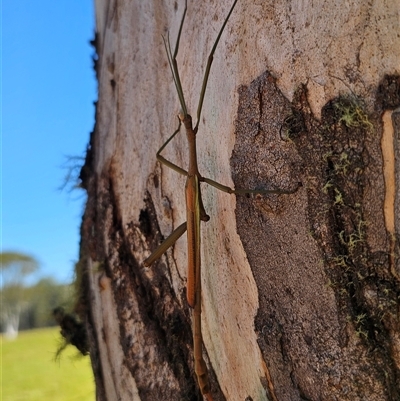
[194,0,239,131]
[163,0,188,117]
[143,222,187,267]
[156,118,188,176]
[201,176,300,195]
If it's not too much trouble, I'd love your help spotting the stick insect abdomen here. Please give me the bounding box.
[193,306,210,395]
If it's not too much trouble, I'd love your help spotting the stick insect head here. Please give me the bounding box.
[178,109,185,122]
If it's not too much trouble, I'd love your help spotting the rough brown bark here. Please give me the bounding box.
[77,1,399,400]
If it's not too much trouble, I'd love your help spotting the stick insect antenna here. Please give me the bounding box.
[194,0,238,132]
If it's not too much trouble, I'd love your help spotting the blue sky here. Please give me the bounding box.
[2,1,96,284]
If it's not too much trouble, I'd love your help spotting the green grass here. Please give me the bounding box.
[2,327,95,401]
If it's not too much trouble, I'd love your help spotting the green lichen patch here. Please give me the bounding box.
[333,95,373,131]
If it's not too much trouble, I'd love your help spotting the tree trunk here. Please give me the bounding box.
[78,1,400,400]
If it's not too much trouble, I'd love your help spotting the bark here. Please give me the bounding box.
[78,1,400,400]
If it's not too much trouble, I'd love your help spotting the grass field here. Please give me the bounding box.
[2,327,95,401]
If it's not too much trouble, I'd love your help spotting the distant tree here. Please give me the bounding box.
[1,251,38,338]
[20,278,74,330]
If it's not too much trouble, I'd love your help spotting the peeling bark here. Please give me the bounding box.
[234,72,400,400]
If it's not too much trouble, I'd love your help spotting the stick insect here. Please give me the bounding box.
[144,0,297,398]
